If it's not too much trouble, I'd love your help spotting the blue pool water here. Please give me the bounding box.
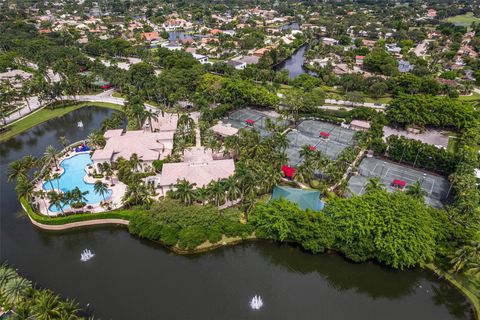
[43,153,112,212]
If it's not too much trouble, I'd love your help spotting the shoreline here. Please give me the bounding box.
[0,101,124,142]
[19,198,479,319]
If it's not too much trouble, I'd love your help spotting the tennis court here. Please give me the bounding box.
[297,120,356,146]
[286,120,357,165]
[348,157,452,208]
[226,108,288,137]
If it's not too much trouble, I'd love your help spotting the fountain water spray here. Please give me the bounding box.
[80,249,95,262]
[250,295,263,310]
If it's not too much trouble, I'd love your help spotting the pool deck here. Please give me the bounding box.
[34,151,127,216]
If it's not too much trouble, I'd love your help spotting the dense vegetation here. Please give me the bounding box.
[385,135,458,175]
[128,199,254,250]
[252,190,449,270]
[386,94,478,129]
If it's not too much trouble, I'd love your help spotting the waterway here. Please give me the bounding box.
[273,44,315,79]
[0,107,474,320]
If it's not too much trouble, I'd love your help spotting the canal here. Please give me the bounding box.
[273,44,314,79]
[0,107,474,320]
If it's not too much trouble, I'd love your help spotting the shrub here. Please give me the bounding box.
[128,199,250,250]
[178,226,207,249]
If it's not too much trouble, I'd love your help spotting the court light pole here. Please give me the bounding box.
[413,146,423,168]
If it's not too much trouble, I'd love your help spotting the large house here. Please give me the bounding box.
[91,129,174,172]
[156,147,235,194]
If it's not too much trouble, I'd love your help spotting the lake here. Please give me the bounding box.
[0,106,474,320]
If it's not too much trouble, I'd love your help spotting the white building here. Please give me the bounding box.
[192,53,209,64]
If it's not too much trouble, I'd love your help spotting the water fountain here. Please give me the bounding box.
[250,295,263,310]
[80,249,95,262]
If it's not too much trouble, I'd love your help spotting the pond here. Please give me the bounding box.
[0,107,475,320]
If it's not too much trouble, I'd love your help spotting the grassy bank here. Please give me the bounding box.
[0,102,123,142]
[20,197,135,225]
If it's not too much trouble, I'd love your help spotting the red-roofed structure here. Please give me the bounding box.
[392,179,406,188]
[281,165,296,179]
[308,145,317,151]
[245,119,255,125]
[100,84,113,89]
[319,132,330,138]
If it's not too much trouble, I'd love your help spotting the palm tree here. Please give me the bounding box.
[406,181,427,199]
[34,189,48,210]
[44,145,59,170]
[450,241,480,275]
[122,181,151,206]
[58,136,69,148]
[30,289,63,320]
[207,180,226,206]
[299,144,316,162]
[223,176,241,202]
[2,276,32,306]
[144,109,159,132]
[0,264,18,293]
[15,176,35,201]
[295,160,315,183]
[174,138,188,156]
[102,163,114,182]
[52,172,61,191]
[68,187,89,207]
[129,153,142,172]
[195,187,209,205]
[365,177,385,192]
[43,167,55,190]
[87,130,106,148]
[58,299,81,319]
[47,191,65,214]
[94,181,109,202]
[8,159,27,182]
[171,179,196,205]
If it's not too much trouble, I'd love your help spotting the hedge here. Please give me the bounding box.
[20,197,136,225]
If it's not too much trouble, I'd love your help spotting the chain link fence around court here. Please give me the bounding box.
[286,131,349,165]
[348,157,452,208]
[226,108,288,137]
[297,120,356,146]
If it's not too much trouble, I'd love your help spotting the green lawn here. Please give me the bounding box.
[458,91,480,103]
[444,12,480,28]
[0,102,123,142]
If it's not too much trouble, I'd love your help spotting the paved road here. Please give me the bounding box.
[5,89,388,127]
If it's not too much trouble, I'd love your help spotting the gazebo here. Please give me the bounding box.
[319,131,330,139]
[392,179,407,189]
[245,119,255,126]
[281,165,296,179]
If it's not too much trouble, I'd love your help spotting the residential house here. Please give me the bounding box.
[141,32,159,42]
[227,60,247,70]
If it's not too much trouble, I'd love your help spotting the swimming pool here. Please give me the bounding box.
[43,153,112,212]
